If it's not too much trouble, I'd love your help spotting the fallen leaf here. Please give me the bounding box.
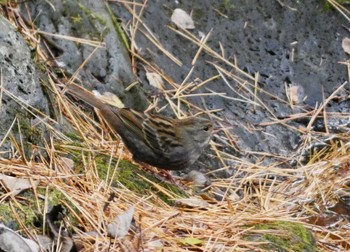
[0,224,39,252]
[198,31,205,39]
[289,85,304,105]
[146,239,163,249]
[78,231,100,238]
[178,237,203,246]
[58,157,74,171]
[146,72,164,89]
[92,90,125,108]
[183,170,208,186]
[107,205,135,238]
[0,174,39,196]
[342,37,350,55]
[171,8,195,29]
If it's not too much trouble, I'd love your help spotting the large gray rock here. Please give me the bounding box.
[113,0,350,169]
[21,0,148,111]
[0,16,49,158]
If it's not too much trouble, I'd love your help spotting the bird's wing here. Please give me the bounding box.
[142,115,181,154]
[117,109,181,155]
[116,108,146,141]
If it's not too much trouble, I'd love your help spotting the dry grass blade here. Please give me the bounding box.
[121,0,183,67]
[36,31,105,48]
[327,0,350,22]
[167,25,256,82]
[306,81,347,131]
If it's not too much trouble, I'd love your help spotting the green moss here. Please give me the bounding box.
[335,0,350,4]
[54,1,110,40]
[216,0,235,14]
[78,3,107,27]
[192,8,205,20]
[64,131,84,143]
[0,201,39,229]
[245,221,316,252]
[37,187,66,205]
[59,133,187,203]
[18,201,40,227]
[71,14,83,24]
[222,0,235,10]
[16,113,42,143]
[92,153,187,203]
[323,0,350,11]
[0,187,69,232]
[0,203,16,227]
[115,160,158,192]
[26,187,80,231]
[105,2,130,50]
[0,199,41,235]
[6,112,44,159]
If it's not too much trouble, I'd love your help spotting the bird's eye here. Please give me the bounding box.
[203,126,209,131]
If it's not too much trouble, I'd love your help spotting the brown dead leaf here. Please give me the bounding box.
[146,72,164,89]
[0,174,39,196]
[107,205,135,238]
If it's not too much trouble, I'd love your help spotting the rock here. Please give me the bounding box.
[0,16,49,158]
[21,0,148,111]
[113,0,348,168]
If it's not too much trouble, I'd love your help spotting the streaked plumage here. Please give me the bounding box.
[66,84,213,170]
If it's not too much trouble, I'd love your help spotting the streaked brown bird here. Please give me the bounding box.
[65,84,213,170]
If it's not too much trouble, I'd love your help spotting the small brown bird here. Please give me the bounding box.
[65,84,213,170]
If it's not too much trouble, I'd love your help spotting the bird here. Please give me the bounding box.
[65,84,213,170]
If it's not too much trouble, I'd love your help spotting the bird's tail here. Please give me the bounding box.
[65,83,126,133]
[65,83,107,110]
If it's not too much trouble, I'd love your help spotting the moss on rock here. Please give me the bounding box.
[245,220,316,252]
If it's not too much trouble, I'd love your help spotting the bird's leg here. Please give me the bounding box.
[136,161,185,188]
